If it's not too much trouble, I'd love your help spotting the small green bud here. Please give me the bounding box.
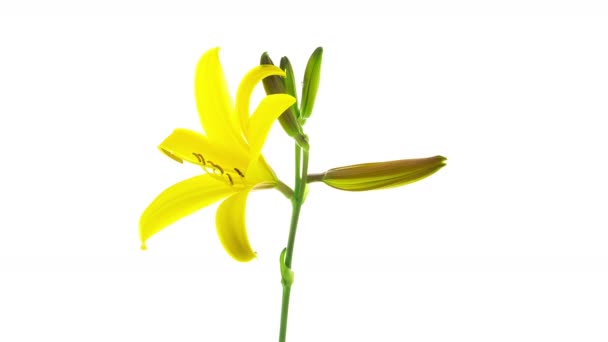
[314,156,446,191]
[260,52,306,148]
[300,47,323,122]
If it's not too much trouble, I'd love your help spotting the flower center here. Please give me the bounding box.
[192,152,246,186]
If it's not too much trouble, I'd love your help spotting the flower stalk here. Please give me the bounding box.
[279,143,309,342]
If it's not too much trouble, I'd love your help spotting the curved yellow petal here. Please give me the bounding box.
[159,128,249,174]
[140,175,238,249]
[194,48,246,152]
[215,190,256,262]
[235,65,286,136]
[246,94,296,171]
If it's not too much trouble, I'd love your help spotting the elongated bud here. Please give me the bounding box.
[260,52,308,149]
[280,57,300,118]
[312,156,446,191]
[300,47,323,122]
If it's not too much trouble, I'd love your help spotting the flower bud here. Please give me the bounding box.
[300,47,323,122]
[260,52,306,148]
[280,56,299,118]
[315,156,446,191]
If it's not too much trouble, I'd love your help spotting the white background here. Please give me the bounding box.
[1,1,607,341]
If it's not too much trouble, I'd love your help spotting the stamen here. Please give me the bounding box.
[191,151,245,187]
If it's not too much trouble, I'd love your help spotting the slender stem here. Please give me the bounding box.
[279,144,309,342]
[278,285,292,342]
[278,200,301,342]
[294,144,302,194]
[284,193,302,267]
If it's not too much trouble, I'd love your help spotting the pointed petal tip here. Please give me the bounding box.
[208,46,221,55]
[139,221,150,251]
[198,47,221,66]
[233,251,257,263]
[158,147,184,163]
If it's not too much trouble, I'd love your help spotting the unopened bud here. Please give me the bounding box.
[260,52,306,147]
[300,47,323,122]
[280,56,300,118]
[316,156,446,191]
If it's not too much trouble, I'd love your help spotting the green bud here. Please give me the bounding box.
[260,52,307,149]
[312,156,446,191]
[280,57,300,118]
[300,47,323,122]
[260,52,284,94]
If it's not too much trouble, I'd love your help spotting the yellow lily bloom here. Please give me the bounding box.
[140,48,296,262]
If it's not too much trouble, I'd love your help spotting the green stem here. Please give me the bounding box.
[306,172,324,183]
[295,144,301,193]
[279,144,309,342]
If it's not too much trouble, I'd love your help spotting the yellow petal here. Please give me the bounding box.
[194,48,247,152]
[159,128,249,177]
[235,65,286,136]
[215,190,256,262]
[245,155,278,185]
[139,175,238,249]
[246,94,296,171]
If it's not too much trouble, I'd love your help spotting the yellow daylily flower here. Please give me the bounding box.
[140,48,296,262]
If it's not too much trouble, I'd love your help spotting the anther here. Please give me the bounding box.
[234,168,245,178]
[226,174,234,185]
[192,153,206,165]
[207,161,224,175]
